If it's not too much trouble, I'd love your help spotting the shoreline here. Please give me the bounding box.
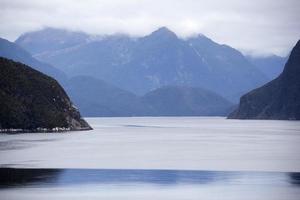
[0,127,92,134]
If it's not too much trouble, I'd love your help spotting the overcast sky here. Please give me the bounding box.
[0,0,299,56]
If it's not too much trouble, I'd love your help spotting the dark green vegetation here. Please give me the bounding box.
[0,57,91,132]
[229,40,300,120]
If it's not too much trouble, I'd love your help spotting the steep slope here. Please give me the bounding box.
[246,55,287,80]
[35,34,136,82]
[115,27,209,95]
[228,40,300,120]
[65,76,154,117]
[187,35,267,100]
[16,27,267,102]
[142,86,233,116]
[0,38,66,83]
[0,57,91,132]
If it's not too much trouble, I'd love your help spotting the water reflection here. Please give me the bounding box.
[1,168,300,188]
[57,169,223,185]
[289,173,300,185]
[0,168,61,187]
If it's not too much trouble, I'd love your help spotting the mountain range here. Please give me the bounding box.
[0,37,233,116]
[16,27,276,102]
[0,27,290,117]
[65,76,234,117]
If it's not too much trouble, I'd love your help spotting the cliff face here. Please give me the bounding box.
[228,40,300,120]
[0,57,91,132]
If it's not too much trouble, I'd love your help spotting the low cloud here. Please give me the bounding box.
[0,0,299,56]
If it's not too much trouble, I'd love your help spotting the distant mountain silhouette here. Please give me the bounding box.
[246,55,287,80]
[16,27,267,102]
[0,57,91,132]
[228,40,300,120]
[142,86,233,116]
[64,76,232,117]
[64,76,154,117]
[0,37,66,83]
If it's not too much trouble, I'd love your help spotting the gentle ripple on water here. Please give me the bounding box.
[1,117,300,199]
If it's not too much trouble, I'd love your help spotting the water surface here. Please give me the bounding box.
[1,117,300,172]
[1,117,300,199]
[1,168,300,200]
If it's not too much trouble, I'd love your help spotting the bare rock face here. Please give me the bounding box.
[0,57,92,133]
[228,40,300,120]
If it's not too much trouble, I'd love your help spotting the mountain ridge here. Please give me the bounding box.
[142,85,233,116]
[15,27,268,102]
[0,37,67,84]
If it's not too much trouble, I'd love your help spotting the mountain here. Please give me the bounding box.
[246,55,287,80]
[15,27,90,55]
[228,40,300,120]
[64,76,154,117]
[1,33,233,117]
[186,34,267,101]
[64,76,233,117]
[0,37,67,83]
[142,86,233,116]
[16,27,267,102]
[0,57,91,132]
[34,34,136,83]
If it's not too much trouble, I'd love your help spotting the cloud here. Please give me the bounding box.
[0,0,299,56]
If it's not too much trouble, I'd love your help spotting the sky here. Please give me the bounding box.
[0,0,299,57]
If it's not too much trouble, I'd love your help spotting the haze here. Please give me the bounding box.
[0,0,300,56]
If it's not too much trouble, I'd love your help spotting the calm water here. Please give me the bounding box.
[1,117,300,199]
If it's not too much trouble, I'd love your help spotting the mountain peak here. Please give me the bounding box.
[282,39,300,75]
[149,27,178,39]
[156,26,172,32]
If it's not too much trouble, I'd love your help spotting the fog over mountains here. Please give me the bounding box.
[16,27,277,102]
[247,55,287,80]
[0,27,288,117]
